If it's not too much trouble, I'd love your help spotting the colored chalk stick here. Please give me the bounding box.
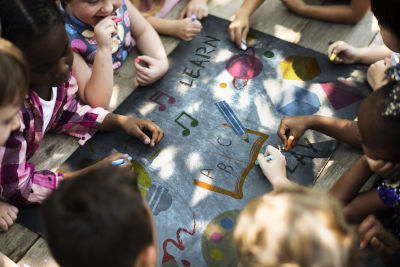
[255,155,273,165]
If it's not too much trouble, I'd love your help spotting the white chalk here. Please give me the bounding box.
[240,42,247,51]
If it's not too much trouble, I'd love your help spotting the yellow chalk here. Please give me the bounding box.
[329,41,344,61]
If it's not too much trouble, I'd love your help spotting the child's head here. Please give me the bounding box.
[61,0,123,27]
[41,168,157,267]
[0,0,73,88]
[234,185,359,267]
[371,0,400,53]
[0,38,28,145]
[357,81,400,162]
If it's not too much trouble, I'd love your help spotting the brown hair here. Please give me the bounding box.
[0,38,28,107]
[234,185,360,267]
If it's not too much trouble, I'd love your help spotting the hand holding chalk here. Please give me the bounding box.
[257,145,290,187]
[111,156,132,166]
[284,136,294,151]
[255,155,273,165]
[329,41,344,61]
[191,14,196,22]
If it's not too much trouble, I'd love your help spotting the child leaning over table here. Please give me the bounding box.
[328,0,400,91]
[0,0,163,212]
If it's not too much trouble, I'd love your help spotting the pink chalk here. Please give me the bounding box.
[135,58,141,63]
[113,17,122,23]
[210,232,223,243]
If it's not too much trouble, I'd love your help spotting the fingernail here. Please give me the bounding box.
[144,138,150,144]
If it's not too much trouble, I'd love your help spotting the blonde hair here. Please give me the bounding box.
[234,185,360,267]
[130,0,165,18]
[0,38,28,106]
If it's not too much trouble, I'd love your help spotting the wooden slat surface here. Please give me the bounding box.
[0,0,381,264]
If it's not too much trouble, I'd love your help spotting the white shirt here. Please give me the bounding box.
[39,87,57,134]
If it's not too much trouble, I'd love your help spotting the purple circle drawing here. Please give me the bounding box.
[226,54,263,79]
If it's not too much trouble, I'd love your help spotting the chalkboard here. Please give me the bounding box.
[60,15,369,267]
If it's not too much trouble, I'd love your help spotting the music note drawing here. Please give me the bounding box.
[149,90,176,111]
[175,111,199,136]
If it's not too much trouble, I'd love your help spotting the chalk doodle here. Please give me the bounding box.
[215,101,249,142]
[320,81,363,110]
[280,55,321,81]
[201,210,240,266]
[147,147,163,160]
[174,111,199,136]
[226,47,263,90]
[149,90,176,111]
[162,213,196,267]
[193,124,269,199]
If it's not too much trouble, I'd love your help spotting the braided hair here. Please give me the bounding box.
[0,0,64,51]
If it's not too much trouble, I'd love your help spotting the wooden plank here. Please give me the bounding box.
[17,238,58,267]
[0,223,39,262]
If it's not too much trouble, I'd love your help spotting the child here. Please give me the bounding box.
[228,0,370,48]
[0,38,29,232]
[60,0,169,108]
[328,0,400,91]
[41,166,157,267]
[0,0,163,209]
[234,184,360,267]
[276,81,400,229]
[131,0,202,41]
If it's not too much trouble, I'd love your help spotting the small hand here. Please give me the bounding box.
[94,16,118,51]
[228,12,250,48]
[122,117,164,147]
[281,0,306,13]
[367,58,391,91]
[0,201,18,232]
[277,116,311,148]
[327,41,359,64]
[359,215,400,261]
[175,18,202,41]
[257,145,290,187]
[134,55,169,86]
[179,0,208,20]
[365,156,400,180]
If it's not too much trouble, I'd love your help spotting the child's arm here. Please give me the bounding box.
[228,0,265,48]
[0,252,18,267]
[126,0,169,86]
[145,17,202,41]
[72,17,117,109]
[277,115,361,148]
[366,156,400,180]
[179,0,208,20]
[328,42,392,65]
[281,0,370,24]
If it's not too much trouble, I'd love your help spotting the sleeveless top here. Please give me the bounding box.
[61,0,135,70]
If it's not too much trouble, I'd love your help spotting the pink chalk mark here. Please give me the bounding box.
[320,81,363,110]
[210,232,223,243]
[162,213,196,264]
[113,16,122,23]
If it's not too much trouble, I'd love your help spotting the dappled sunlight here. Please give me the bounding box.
[109,84,121,110]
[238,84,251,110]
[190,184,213,206]
[214,49,234,63]
[211,72,235,100]
[150,145,179,180]
[273,24,301,43]
[254,93,279,128]
[371,16,379,33]
[137,102,157,117]
[210,0,233,6]
[186,152,204,172]
[186,100,203,113]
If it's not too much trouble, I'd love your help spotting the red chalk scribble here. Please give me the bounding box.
[162,213,196,265]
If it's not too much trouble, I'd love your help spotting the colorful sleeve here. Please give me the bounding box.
[377,179,400,208]
[50,89,109,146]
[0,128,63,207]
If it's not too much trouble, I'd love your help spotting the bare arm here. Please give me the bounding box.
[282,0,370,24]
[146,16,202,41]
[72,50,113,109]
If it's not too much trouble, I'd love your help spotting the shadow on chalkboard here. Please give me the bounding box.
[16,204,45,236]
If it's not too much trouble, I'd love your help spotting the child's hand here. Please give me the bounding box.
[0,201,18,232]
[277,116,311,148]
[134,55,168,86]
[122,117,163,147]
[257,145,290,187]
[175,18,202,41]
[359,215,400,259]
[327,41,359,64]
[179,0,208,20]
[228,12,250,49]
[365,156,400,180]
[281,0,307,13]
[367,58,391,91]
[94,16,117,51]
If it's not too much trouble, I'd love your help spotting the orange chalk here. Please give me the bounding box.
[284,135,294,150]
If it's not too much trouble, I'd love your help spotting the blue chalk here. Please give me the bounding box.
[255,155,274,165]
[191,14,196,21]
[111,156,132,166]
